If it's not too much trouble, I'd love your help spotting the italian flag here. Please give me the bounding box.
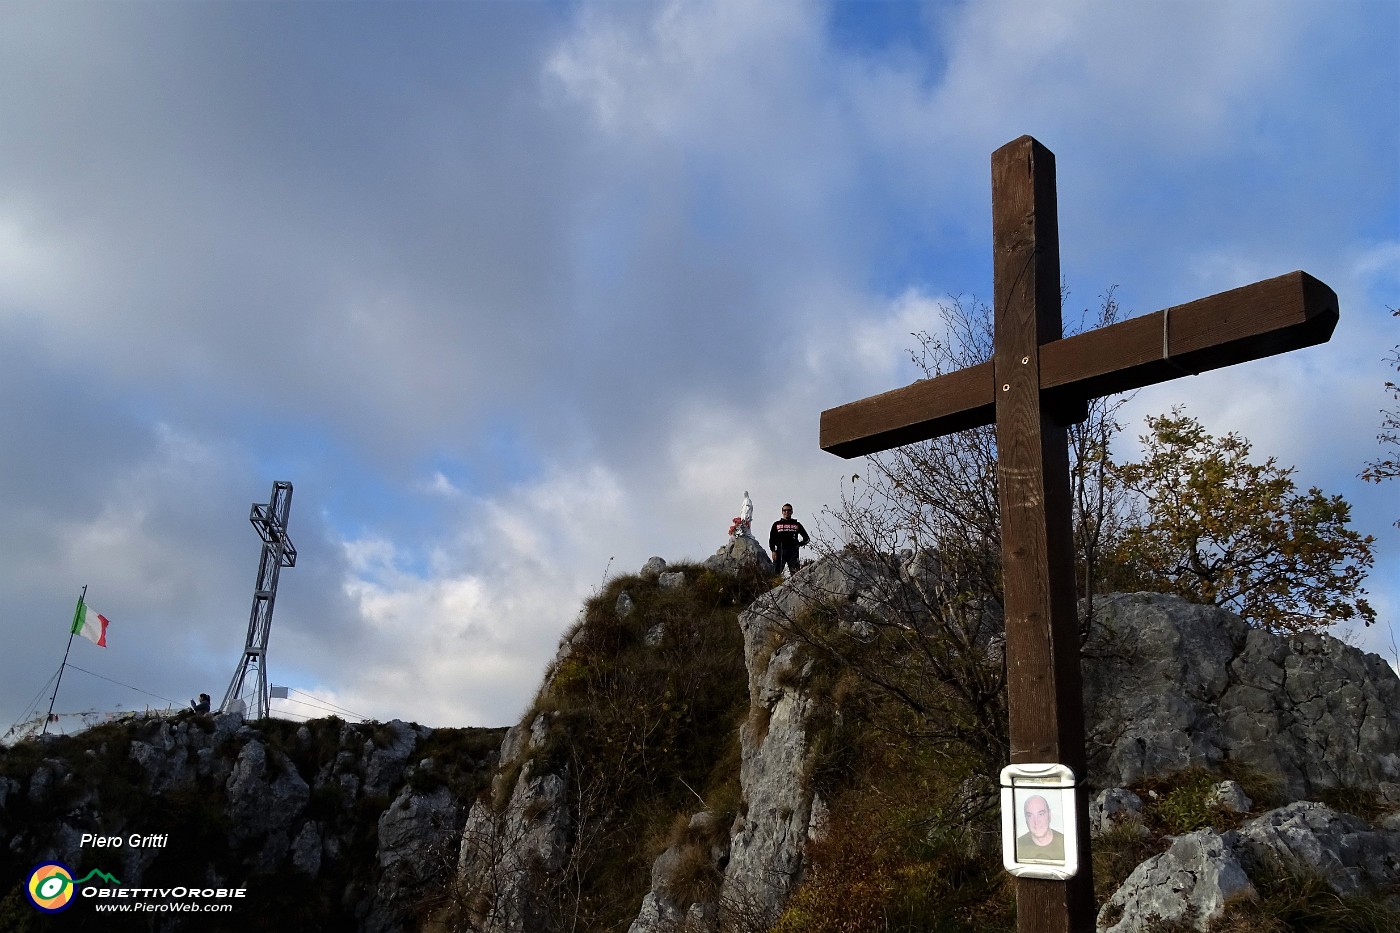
[71,597,110,647]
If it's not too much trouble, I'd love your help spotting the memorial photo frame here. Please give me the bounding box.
[1000,763,1080,880]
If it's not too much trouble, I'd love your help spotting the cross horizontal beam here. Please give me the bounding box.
[819,270,1337,458]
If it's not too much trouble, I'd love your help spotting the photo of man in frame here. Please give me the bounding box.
[1015,789,1066,863]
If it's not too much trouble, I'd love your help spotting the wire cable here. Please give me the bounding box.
[65,664,179,705]
[275,694,368,722]
[7,667,61,737]
[285,687,369,720]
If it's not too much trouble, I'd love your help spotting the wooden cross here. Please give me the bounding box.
[819,136,1337,933]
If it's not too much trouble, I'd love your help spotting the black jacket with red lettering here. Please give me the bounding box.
[769,518,810,553]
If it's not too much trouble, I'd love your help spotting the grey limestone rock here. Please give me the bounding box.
[629,891,684,933]
[1084,592,1400,797]
[717,552,893,929]
[364,785,463,933]
[1221,627,1400,796]
[362,719,425,799]
[195,745,229,783]
[226,741,310,837]
[225,740,310,873]
[1090,787,1146,837]
[630,810,732,933]
[489,713,554,803]
[213,708,244,737]
[129,738,192,794]
[0,775,19,840]
[1098,828,1254,933]
[291,820,323,876]
[457,759,572,933]
[1235,801,1400,895]
[702,535,775,577]
[1100,802,1400,930]
[28,759,68,804]
[4,713,490,933]
[641,556,669,578]
[625,556,890,933]
[37,822,84,866]
[1206,780,1253,814]
[629,844,698,933]
[1083,593,1239,786]
[659,571,686,589]
[315,749,361,791]
[528,712,552,750]
[551,618,587,665]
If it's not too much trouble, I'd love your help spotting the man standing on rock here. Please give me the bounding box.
[769,503,810,575]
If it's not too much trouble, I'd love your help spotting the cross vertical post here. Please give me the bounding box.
[992,136,1094,931]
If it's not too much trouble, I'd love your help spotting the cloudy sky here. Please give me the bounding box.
[2,0,1396,736]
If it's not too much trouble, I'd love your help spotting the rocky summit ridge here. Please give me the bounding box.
[457,550,1400,933]
[4,543,1399,931]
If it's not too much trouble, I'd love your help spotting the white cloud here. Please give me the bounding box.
[294,462,631,725]
[1353,241,1400,299]
[934,0,1301,150]
[421,471,463,498]
[546,0,819,140]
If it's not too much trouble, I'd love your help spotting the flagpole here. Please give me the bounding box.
[43,585,85,737]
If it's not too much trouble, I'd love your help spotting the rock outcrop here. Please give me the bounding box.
[717,553,887,926]
[702,534,775,577]
[1083,594,1400,931]
[463,553,1400,932]
[1083,591,1400,798]
[1098,801,1400,932]
[456,715,573,933]
[456,551,779,933]
[0,713,503,931]
[1099,828,1255,933]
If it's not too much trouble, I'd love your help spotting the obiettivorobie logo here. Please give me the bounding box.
[24,861,248,916]
[25,862,122,913]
